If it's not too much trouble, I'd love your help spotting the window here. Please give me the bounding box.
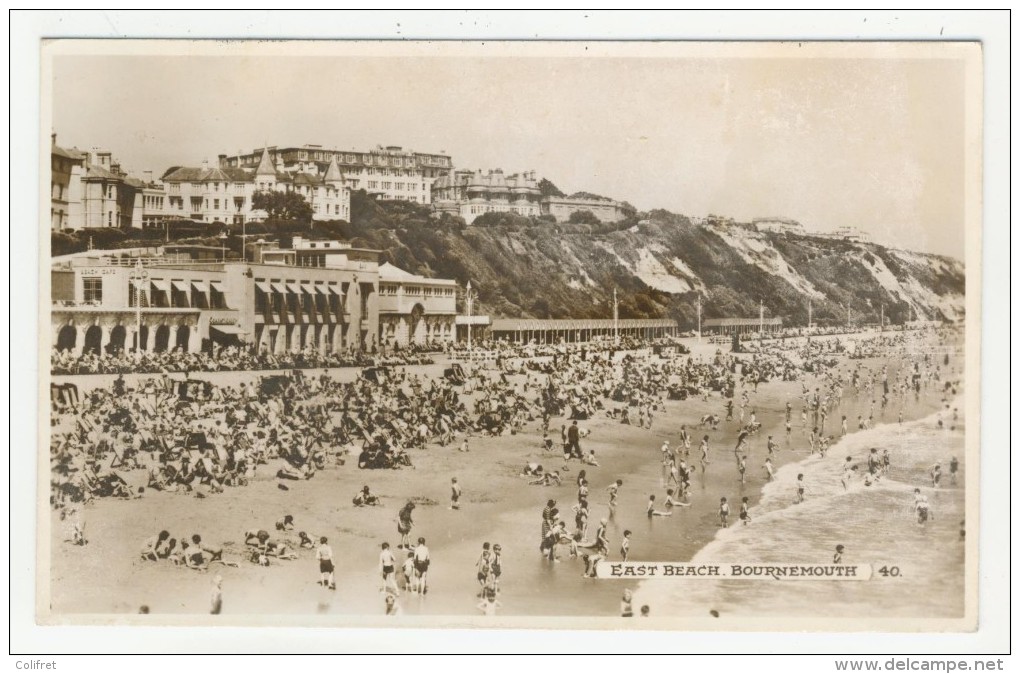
[214,199,220,210]
[83,277,103,303]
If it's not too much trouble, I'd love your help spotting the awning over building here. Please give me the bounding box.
[314,284,329,295]
[270,282,287,293]
[328,285,343,296]
[286,283,301,294]
[152,280,171,293]
[255,281,272,293]
[191,281,208,294]
[171,280,189,292]
[210,324,247,336]
[300,283,314,294]
[209,281,224,293]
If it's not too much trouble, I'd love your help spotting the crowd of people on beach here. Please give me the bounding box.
[50,342,443,376]
[51,324,964,617]
[49,362,486,508]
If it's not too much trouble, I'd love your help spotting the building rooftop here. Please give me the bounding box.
[703,317,783,327]
[379,262,457,285]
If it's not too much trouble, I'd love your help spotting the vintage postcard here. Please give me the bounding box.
[37,38,982,632]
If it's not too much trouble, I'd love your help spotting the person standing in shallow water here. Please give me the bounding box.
[210,575,223,614]
[397,501,415,549]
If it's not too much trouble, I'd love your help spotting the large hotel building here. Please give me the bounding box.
[218,144,453,204]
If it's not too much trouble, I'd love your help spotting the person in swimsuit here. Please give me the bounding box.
[833,544,844,564]
[397,501,415,549]
[413,537,431,595]
[210,575,223,615]
[739,497,751,525]
[915,495,931,524]
[141,530,169,561]
[477,588,502,616]
[841,456,854,491]
[718,497,730,528]
[316,536,336,590]
[607,479,623,517]
[646,495,673,517]
[620,530,632,562]
[620,589,634,617]
[379,542,399,596]
[490,544,503,593]
[450,477,462,510]
[401,550,416,594]
[476,544,493,596]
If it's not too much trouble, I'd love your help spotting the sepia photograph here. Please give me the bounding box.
[13,13,1009,659]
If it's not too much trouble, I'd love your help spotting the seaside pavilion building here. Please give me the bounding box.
[489,318,678,344]
[50,238,458,357]
[702,317,783,336]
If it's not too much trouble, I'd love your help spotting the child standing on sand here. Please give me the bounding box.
[316,537,336,590]
[718,497,730,528]
[737,455,747,484]
[450,477,462,510]
[210,575,223,615]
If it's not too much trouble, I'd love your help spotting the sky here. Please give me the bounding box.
[51,46,969,258]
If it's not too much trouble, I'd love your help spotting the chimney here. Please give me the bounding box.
[218,154,227,167]
[51,132,57,145]
[201,159,209,171]
[143,170,153,184]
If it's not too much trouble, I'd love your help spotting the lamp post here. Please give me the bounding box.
[130,259,149,355]
[465,280,476,359]
[696,292,702,343]
[218,231,228,262]
[759,299,765,347]
[613,287,619,346]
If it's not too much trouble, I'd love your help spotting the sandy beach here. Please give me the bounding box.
[47,331,965,619]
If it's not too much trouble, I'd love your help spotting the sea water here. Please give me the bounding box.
[633,404,966,619]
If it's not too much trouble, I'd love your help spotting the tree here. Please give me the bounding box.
[537,178,565,198]
[568,209,601,225]
[252,190,313,223]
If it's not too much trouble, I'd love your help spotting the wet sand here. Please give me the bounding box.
[48,332,964,618]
